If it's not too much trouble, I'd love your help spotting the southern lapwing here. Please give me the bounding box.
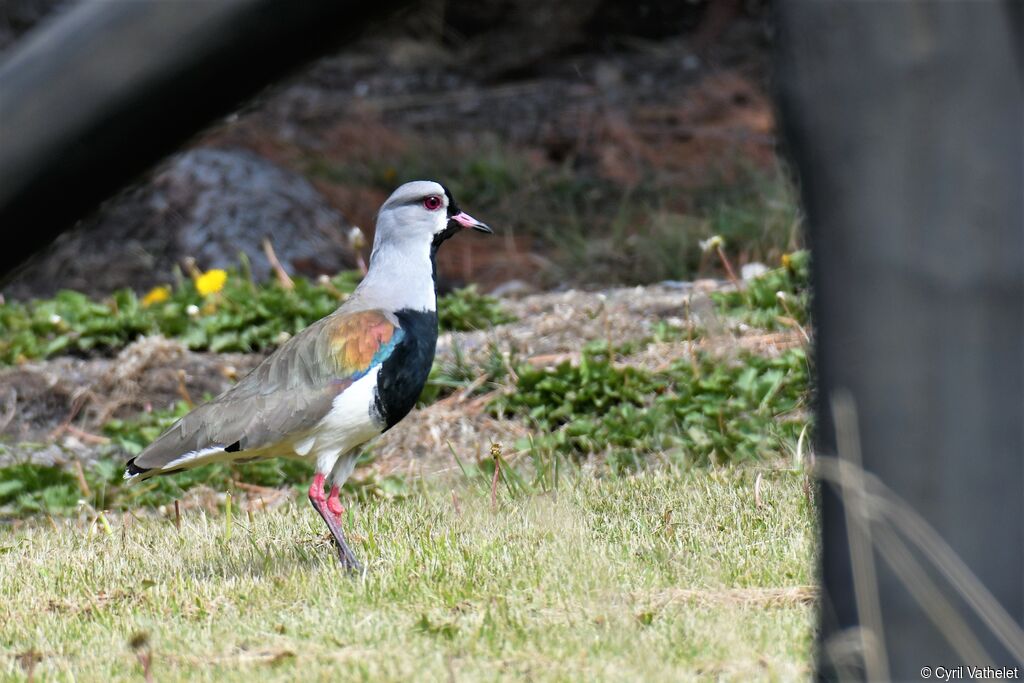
[124,181,491,570]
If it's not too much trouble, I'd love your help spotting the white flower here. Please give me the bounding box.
[347,226,367,250]
[699,235,725,253]
[48,314,62,325]
[186,304,200,317]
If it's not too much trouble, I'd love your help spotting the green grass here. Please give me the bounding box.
[0,468,816,681]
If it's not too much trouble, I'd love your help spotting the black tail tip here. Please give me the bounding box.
[125,457,151,478]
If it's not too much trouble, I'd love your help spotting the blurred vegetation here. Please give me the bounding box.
[0,269,514,365]
[309,147,802,286]
[436,284,515,332]
[713,249,810,330]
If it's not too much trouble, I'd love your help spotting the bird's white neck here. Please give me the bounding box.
[354,237,437,313]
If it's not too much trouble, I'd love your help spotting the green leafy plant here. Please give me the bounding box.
[712,249,811,330]
[491,343,810,471]
[0,462,81,515]
[0,271,513,365]
[437,285,515,332]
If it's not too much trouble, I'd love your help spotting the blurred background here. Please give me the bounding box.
[1,0,794,299]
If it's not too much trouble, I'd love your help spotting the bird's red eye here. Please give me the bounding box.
[423,195,442,211]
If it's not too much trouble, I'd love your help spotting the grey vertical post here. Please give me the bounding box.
[775,2,1023,679]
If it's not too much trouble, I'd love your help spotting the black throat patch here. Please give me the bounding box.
[372,308,439,430]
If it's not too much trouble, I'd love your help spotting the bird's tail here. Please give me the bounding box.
[123,444,237,483]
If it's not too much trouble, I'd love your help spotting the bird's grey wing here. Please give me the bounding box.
[126,308,401,477]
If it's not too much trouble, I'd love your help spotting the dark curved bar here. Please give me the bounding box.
[0,0,407,278]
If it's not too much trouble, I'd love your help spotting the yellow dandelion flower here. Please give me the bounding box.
[141,285,171,307]
[195,269,228,297]
[781,253,792,269]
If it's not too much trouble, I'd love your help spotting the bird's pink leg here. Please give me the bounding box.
[308,472,327,506]
[307,473,361,571]
[326,484,345,522]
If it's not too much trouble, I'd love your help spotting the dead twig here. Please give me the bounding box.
[525,352,578,367]
[317,274,347,301]
[230,481,280,495]
[775,292,812,344]
[490,443,502,512]
[47,390,91,442]
[434,374,490,409]
[464,389,505,414]
[646,585,818,608]
[73,460,91,498]
[129,632,154,683]
[501,353,519,384]
[15,649,41,682]
[262,237,294,290]
[715,244,741,287]
[0,388,16,433]
[66,425,110,445]
[176,370,194,407]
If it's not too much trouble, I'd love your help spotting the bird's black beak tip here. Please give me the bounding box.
[450,211,493,235]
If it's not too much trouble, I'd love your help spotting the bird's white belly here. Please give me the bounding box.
[297,366,384,471]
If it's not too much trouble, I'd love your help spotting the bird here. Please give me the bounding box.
[124,180,492,570]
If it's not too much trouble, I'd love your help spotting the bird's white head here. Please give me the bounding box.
[356,180,491,312]
[372,180,491,255]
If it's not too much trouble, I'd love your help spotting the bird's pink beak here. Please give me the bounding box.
[450,211,493,234]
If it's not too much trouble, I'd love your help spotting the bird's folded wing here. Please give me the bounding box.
[127,308,403,475]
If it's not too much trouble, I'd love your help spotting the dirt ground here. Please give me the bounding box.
[0,282,802,480]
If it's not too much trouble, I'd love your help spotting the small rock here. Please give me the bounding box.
[489,279,538,298]
[692,278,721,293]
[4,148,357,299]
[742,262,770,281]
